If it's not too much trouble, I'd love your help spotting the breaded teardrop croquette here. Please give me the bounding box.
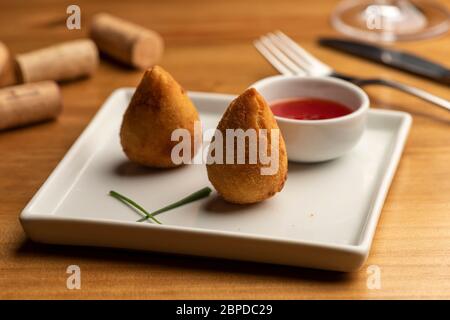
[206,88,288,204]
[120,65,201,168]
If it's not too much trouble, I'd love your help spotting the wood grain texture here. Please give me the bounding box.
[0,0,449,299]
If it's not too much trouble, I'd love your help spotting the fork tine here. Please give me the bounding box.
[258,36,307,76]
[254,40,296,76]
[254,40,295,76]
[274,30,332,73]
[266,32,312,73]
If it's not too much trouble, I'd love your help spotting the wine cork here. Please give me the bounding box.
[0,81,62,130]
[0,42,16,87]
[90,13,164,69]
[15,39,98,83]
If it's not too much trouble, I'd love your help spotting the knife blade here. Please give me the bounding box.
[319,38,450,85]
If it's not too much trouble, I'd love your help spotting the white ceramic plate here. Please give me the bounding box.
[20,89,412,272]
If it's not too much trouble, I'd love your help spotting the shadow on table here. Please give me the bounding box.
[14,239,353,284]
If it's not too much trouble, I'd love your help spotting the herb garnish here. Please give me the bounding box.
[109,187,212,224]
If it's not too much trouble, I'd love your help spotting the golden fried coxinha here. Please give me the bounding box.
[120,65,201,168]
[206,88,288,204]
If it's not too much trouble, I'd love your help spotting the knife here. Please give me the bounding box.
[319,38,450,86]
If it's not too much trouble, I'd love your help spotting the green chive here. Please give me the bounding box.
[137,187,212,222]
[109,190,162,224]
[109,187,213,224]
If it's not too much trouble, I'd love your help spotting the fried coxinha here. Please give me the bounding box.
[206,88,288,204]
[120,65,201,168]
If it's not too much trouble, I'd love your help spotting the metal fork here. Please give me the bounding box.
[254,31,450,111]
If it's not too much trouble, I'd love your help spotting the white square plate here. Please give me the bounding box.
[20,89,412,271]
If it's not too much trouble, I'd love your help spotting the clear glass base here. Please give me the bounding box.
[331,0,450,42]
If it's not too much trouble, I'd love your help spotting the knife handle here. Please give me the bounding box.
[355,78,450,111]
[320,38,450,86]
[389,51,450,86]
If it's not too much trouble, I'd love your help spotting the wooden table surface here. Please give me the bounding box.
[0,0,449,299]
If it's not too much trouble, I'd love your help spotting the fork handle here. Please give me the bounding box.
[353,78,450,111]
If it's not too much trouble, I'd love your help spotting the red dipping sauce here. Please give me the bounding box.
[271,98,353,120]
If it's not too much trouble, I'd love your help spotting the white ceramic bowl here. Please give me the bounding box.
[251,75,370,162]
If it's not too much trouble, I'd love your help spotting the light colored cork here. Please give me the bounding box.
[90,13,164,69]
[0,81,62,130]
[15,39,98,83]
[0,42,16,87]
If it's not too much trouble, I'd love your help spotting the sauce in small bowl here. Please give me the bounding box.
[251,75,369,162]
[271,98,353,120]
